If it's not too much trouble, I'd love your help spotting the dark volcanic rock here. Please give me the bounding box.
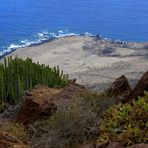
[127,71,148,102]
[106,75,131,103]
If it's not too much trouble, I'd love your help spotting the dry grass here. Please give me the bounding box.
[0,122,27,141]
[27,91,115,148]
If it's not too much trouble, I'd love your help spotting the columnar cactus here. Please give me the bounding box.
[0,56,69,104]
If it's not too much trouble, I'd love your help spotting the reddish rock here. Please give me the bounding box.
[127,71,148,102]
[96,141,108,148]
[16,83,86,125]
[106,75,131,103]
[127,143,148,148]
[78,143,95,148]
[106,141,124,148]
[0,132,28,148]
[16,85,61,125]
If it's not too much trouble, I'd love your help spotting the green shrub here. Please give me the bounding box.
[0,56,69,104]
[97,91,148,146]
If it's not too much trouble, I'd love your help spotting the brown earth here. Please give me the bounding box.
[0,132,28,148]
[16,83,87,125]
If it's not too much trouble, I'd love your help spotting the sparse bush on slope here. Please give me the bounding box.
[28,91,115,148]
[97,91,148,146]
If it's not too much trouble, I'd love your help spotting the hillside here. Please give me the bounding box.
[2,36,148,91]
[0,36,147,148]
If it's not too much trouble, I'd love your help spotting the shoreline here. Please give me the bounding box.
[1,35,148,90]
[1,33,148,60]
[0,34,137,60]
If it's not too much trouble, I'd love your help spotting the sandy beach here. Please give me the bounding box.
[2,36,148,90]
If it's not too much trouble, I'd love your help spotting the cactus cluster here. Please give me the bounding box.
[0,56,69,104]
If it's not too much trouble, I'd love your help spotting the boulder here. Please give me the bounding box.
[127,71,148,102]
[78,143,95,148]
[16,83,86,125]
[16,85,62,125]
[106,75,131,103]
[0,132,28,148]
[95,141,108,148]
[106,141,124,148]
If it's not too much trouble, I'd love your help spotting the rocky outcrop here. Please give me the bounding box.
[127,71,148,102]
[106,75,131,103]
[16,85,62,125]
[106,141,124,148]
[96,141,109,148]
[16,83,86,125]
[0,132,27,148]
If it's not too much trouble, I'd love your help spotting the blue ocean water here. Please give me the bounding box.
[0,0,148,56]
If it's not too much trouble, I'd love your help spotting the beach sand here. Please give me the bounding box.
[2,36,148,90]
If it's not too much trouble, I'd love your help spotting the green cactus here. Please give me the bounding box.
[0,56,69,104]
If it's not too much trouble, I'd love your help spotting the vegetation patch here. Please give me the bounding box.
[97,91,148,146]
[0,123,27,141]
[28,91,115,148]
[0,56,69,104]
[0,103,9,113]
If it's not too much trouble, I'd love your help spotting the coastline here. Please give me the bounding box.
[1,35,148,90]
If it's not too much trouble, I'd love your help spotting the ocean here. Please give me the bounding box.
[0,0,148,56]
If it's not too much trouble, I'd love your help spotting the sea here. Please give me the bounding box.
[0,0,148,57]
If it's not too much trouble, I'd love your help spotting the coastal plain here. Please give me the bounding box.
[2,36,148,90]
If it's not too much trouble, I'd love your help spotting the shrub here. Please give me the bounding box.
[0,123,27,141]
[0,103,9,114]
[28,91,115,148]
[0,56,69,104]
[97,91,148,146]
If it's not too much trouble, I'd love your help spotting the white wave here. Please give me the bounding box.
[84,32,93,36]
[8,44,22,50]
[37,33,44,38]
[20,40,27,43]
[58,30,64,33]
[0,52,3,56]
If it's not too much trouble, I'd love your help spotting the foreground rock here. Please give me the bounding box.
[16,83,86,125]
[0,132,27,148]
[106,75,131,103]
[106,141,124,148]
[127,71,148,102]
